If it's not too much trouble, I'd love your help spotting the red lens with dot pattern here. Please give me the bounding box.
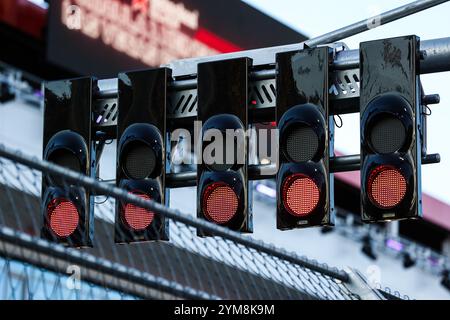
[123,192,155,230]
[47,198,79,237]
[368,165,407,209]
[282,174,320,217]
[202,183,239,224]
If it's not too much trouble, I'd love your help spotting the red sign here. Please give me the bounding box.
[60,0,241,67]
[47,0,306,77]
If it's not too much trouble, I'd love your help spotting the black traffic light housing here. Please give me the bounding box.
[276,46,334,229]
[360,35,422,222]
[115,68,170,243]
[197,58,253,235]
[42,77,95,247]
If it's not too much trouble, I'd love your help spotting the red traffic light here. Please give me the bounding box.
[282,174,320,217]
[367,165,407,209]
[202,182,239,224]
[276,47,333,229]
[122,192,155,231]
[42,77,94,247]
[47,198,79,238]
[196,58,252,235]
[115,68,170,243]
[359,37,421,222]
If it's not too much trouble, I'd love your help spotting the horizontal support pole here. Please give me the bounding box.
[422,94,440,105]
[165,153,441,188]
[333,37,450,74]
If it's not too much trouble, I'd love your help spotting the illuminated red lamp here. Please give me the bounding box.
[123,192,155,231]
[202,182,239,224]
[368,165,407,209]
[282,174,320,217]
[47,198,79,238]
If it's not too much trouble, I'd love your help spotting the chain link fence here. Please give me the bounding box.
[0,144,388,300]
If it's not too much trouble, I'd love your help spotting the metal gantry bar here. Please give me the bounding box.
[95,37,450,100]
[0,144,350,283]
[165,154,441,188]
[333,37,450,73]
[94,37,450,107]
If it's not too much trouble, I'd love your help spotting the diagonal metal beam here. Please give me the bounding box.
[305,0,450,47]
[167,0,450,75]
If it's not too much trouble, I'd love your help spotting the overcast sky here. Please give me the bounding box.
[243,0,450,205]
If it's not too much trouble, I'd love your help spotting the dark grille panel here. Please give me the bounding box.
[370,117,406,154]
[123,144,156,180]
[49,150,81,172]
[285,126,319,162]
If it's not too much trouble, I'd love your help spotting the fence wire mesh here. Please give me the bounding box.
[0,145,369,300]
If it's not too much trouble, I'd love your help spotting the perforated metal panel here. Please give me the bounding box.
[329,69,360,99]
[93,98,118,127]
[166,69,360,119]
[168,88,198,119]
[92,68,361,126]
[249,79,276,109]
